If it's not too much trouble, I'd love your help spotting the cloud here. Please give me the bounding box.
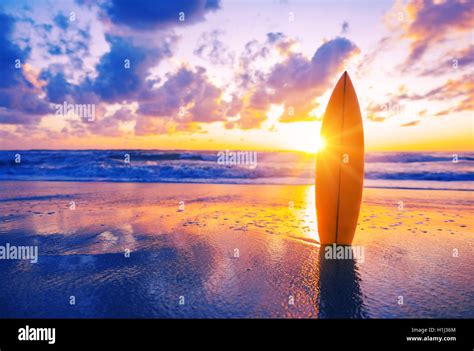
[356,36,391,77]
[400,120,420,127]
[235,37,360,126]
[0,70,51,125]
[233,109,267,130]
[423,75,473,103]
[0,12,30,88]
[266,32,297,56]
[0,110,39,125]
[0,12,53,125]
[20,6,96,78]
[399,73,473,106]
[138,66,227,125]
[241,39,270,64]
[41,71,75,103]
[102,0,220,30]
[53,13,70,30]
[92,35,149,102]
[0,87,51,116]
[419,45,474,76]
[341,21,349,34]
[372,73,474,121]
[194,29,235,65]
[133,118,159,136]
[236,41,269,90]
[365,103,388,122]
[429,75,474,116]
[0,3,358,137]
[234,32,300,92]
[400,0,473,67]
[40,33,175,106]
[267,38,356,93]
[88,106,135,137]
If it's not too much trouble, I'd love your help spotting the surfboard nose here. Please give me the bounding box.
[342,71,355,91]
[336,71,349,89]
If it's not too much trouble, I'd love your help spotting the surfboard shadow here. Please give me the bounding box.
[317,246,367,318]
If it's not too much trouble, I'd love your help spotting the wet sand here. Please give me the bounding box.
[0,181,472,318]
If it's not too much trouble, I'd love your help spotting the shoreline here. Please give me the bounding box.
[0,179,472,192]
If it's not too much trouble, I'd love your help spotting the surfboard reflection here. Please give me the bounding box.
[317,248,367,318]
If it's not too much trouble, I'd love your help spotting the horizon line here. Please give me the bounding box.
[0,148,473,153]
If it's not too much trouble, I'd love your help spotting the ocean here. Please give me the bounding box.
[0,150,472,190]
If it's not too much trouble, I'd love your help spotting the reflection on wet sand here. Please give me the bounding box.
[0,181,472,318]
[317,249,367,318]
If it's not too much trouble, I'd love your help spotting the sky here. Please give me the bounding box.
[0,0,472,152]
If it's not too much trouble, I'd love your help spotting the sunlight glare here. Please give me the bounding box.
[282,122,325,153]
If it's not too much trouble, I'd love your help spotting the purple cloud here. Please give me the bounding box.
[401,0,473,67]
[138,66,227,126]
[234,37,360,127]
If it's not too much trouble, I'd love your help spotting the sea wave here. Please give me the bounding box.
[0,150,472,189]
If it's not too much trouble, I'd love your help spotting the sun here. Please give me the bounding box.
[315,137,326,152]
[281,122,325,153]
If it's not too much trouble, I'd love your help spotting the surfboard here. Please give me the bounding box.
[316,71,364,245]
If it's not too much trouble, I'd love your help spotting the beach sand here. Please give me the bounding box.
[0,181,472,318]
